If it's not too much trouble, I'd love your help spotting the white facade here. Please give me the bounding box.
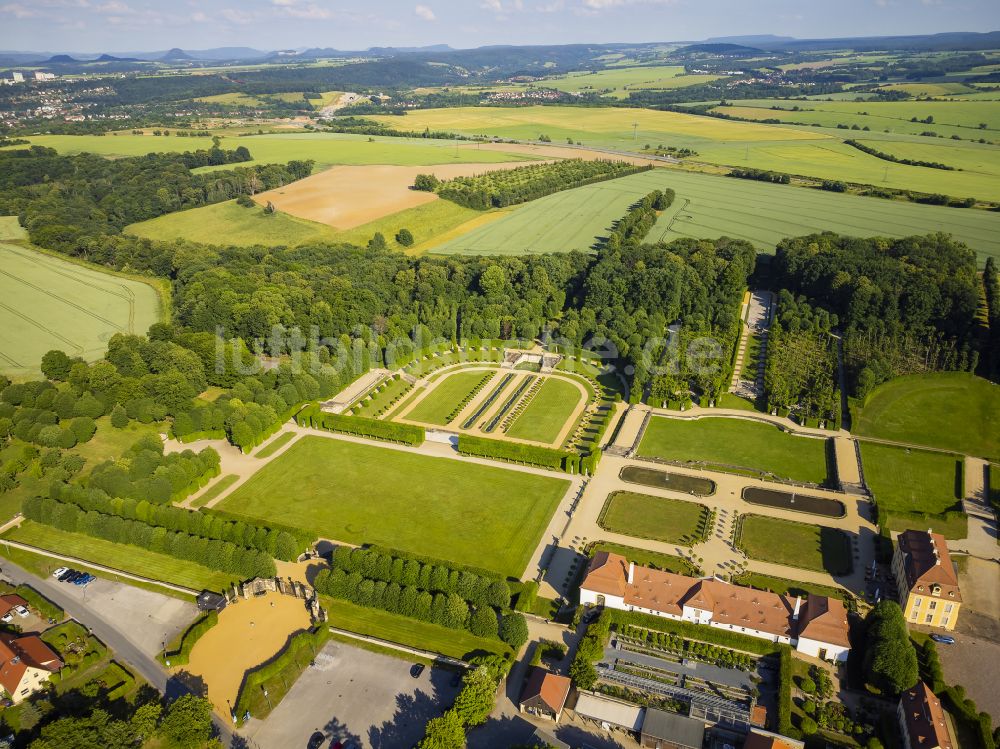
[795,636,849,663]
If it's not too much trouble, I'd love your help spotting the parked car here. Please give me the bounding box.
[0,613,12,624]
[73,574,94,586]
[307,732,325,749]
[930,634,956,645]
[410,663,425,679]
[52,567,68,578]
[58,569,77,582]
[13,606,29,618]
[63,571,82,583]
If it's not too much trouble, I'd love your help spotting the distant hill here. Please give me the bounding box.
[160,48,193,61]
[758,30,1000,52]
[95,53,140,62]
[678,43,763,56]
[704,34,794,46]
[44,54,79,64]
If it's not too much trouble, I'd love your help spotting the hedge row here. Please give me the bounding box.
[15,584,63,621]
[844,139,957,171]
[24,495,275,581]
[457,434,578,473]
[157,610,219,666]
[296,405,424,446]
[51,482,311,562]
[235,626,329,720]
[329,546,509,608]
[604,608,781,656]
[446,371,494,423]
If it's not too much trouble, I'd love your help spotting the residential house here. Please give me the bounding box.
[893,530,961,631]
[519,667,572,722]
[897,682,954,749]
[743,728,806,749]
[0,633,62,704]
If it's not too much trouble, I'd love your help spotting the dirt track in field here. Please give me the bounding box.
[178,591,311,717]
[255,161,544,229]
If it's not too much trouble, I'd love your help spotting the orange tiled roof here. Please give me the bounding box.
[520,667,571,714]
[0,633,62,696]
[901,682,953,749]
[797,596,851,648]
[898,531,962,603]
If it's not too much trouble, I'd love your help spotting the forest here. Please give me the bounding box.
[772,233,981,396]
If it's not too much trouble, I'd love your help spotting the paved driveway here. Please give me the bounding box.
[240,640,461,749]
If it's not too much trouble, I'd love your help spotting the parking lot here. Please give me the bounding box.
[241,640,462,749]
[45,572,197,657]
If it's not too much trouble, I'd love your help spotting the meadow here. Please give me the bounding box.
[736,515,853,576]
[431,168,1000,260]
[859,442,964,517]
[0,241,162,378]
[637,416,830,485]
[519,65,721,98]
[853,373,1000,459]
[4,131,536,170]
[218,435,569,577]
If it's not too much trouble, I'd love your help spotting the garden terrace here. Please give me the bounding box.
[404,369,495,426]
[462,372,515,429]
[484,375,536,433]
[742,487,845,518]
[620,466,716,497]
[638,416,832,486]
[598,491,711,546]
[735,515,853,576]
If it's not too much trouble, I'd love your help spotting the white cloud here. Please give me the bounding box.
[94,0,135,13]
[0,2,37,17]
[414,3,435,20]
[480,0,524,13]
[220,7,254,23]
[583,0,673,7]
[271,0,332,19]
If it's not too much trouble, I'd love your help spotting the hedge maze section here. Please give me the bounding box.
[0,243,161,378]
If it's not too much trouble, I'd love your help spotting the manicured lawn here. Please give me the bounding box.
[590,541,698,575]
[859,442,963,516]
[218,436,569,577]
[323,597,511,660]
[854,373,1000,460]
[3,521,236,592]
[598,491,708,546]
[190,474,240,508]
[254,432,297,458]
[351,376,411,418]
[638,416,830,485]
[405,369,493,426]
[732,571,850,603]
[73,417,165,473]
[506,377,584,444]
[736,515,853,576]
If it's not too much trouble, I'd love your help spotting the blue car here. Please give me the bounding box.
[74,573,95,586]
[930,634,955,645]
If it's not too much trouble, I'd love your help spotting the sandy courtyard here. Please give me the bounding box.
[180,591,312,717]
[255,161,543,229]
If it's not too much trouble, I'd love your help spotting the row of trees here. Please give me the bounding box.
[728,167,791,184]
[605,188,674,251]
[416,656,512,749]
[457,434,585,473]
[764,324,840,424]
[50,480,308,561]
[297,406,426,446]
[984,258,1000,381]
[844,139,957,171]
[427,159,651,210]
[326,545,509,608]
[23,495,276,579]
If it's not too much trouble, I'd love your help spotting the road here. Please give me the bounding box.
[0,557,235,747]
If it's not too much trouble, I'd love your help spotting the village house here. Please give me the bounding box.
[893,530,962,631]
[897,682,954,749]
[0,633,62,704]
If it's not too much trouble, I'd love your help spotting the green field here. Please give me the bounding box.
[324,597,511,659]
[737,515,853,576]
[431,168,1000,259]
[3,521,236,592]
[0,216,27,241]
[860,442,963,517]
[404,369,492,425]
[218,436,568,576]
[0,242,163,378]
[190,474,240,509]
[637,416,830,485]
[854,373,1000,459]
[598,490,708,545]
[506,377,584,444]
[523,66,721,98]
[125,200,341,246]
[711,98,1000,138]
[6,132,536,170]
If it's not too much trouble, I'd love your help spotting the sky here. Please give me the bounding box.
[1,0,999,54]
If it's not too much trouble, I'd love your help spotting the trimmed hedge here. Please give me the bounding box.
[157,610,218,666]
[15,584,63,621]
[297,405,424,446]
[605,608,781,656]
[457,434,583,473]
[235,626,329,720]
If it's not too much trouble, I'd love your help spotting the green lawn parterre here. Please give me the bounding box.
[218,435,569,577]
[854,373,1000,460]
[506,377,585,444]
[638,416,830,485]
[736,515,853,576]
[859,442,963,517]
[598,490,709,546]
[404,369,494,425]
[590,541,698,576]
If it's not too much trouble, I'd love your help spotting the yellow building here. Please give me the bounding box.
[892,530,962,631]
